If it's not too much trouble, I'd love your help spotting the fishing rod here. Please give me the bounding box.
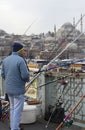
[25,31,85,90]
[56,95,85,130]
[27,59,82,90]
[27,15,85,82]
[32,57,85,76]
[38,75,68,88]
[23,18,37,35]
[25,31,85,91]
[48,14,85,60]
[32,58,84,89]
[25,56,85,93]
[48,31,85,66]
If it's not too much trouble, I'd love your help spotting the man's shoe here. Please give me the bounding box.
[20,128,24,130]
[20,124,24,130]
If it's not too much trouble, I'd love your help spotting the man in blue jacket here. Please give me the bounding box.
[1,42,29,130]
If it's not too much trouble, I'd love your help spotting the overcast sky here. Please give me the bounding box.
[0,0,85,35]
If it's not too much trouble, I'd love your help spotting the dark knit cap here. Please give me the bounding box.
[13,42,23,52]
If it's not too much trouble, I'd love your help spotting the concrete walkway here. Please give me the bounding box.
[0,118,84,130]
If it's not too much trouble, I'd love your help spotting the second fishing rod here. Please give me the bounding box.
[25,30,85,92]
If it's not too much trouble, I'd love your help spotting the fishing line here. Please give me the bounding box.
[30,58,85,89]
[23,18,37,35]
[26,56,85,94]
[32,58,85,75]
[47,32,85,66]
[56,95,85,130]
[47,14,85,60]
[26,31,85,90]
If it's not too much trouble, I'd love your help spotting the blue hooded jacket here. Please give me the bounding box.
[1,52,29,95]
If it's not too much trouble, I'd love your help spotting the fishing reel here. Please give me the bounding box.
[61,78,68,86]
[56,98,63,108]
[65,119,73,128]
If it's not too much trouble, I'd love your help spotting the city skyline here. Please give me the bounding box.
[0,0,85,35]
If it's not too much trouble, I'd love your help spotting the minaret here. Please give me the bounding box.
[54,24,56,41]
[73,17,75,28]
[80,14,83,32]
